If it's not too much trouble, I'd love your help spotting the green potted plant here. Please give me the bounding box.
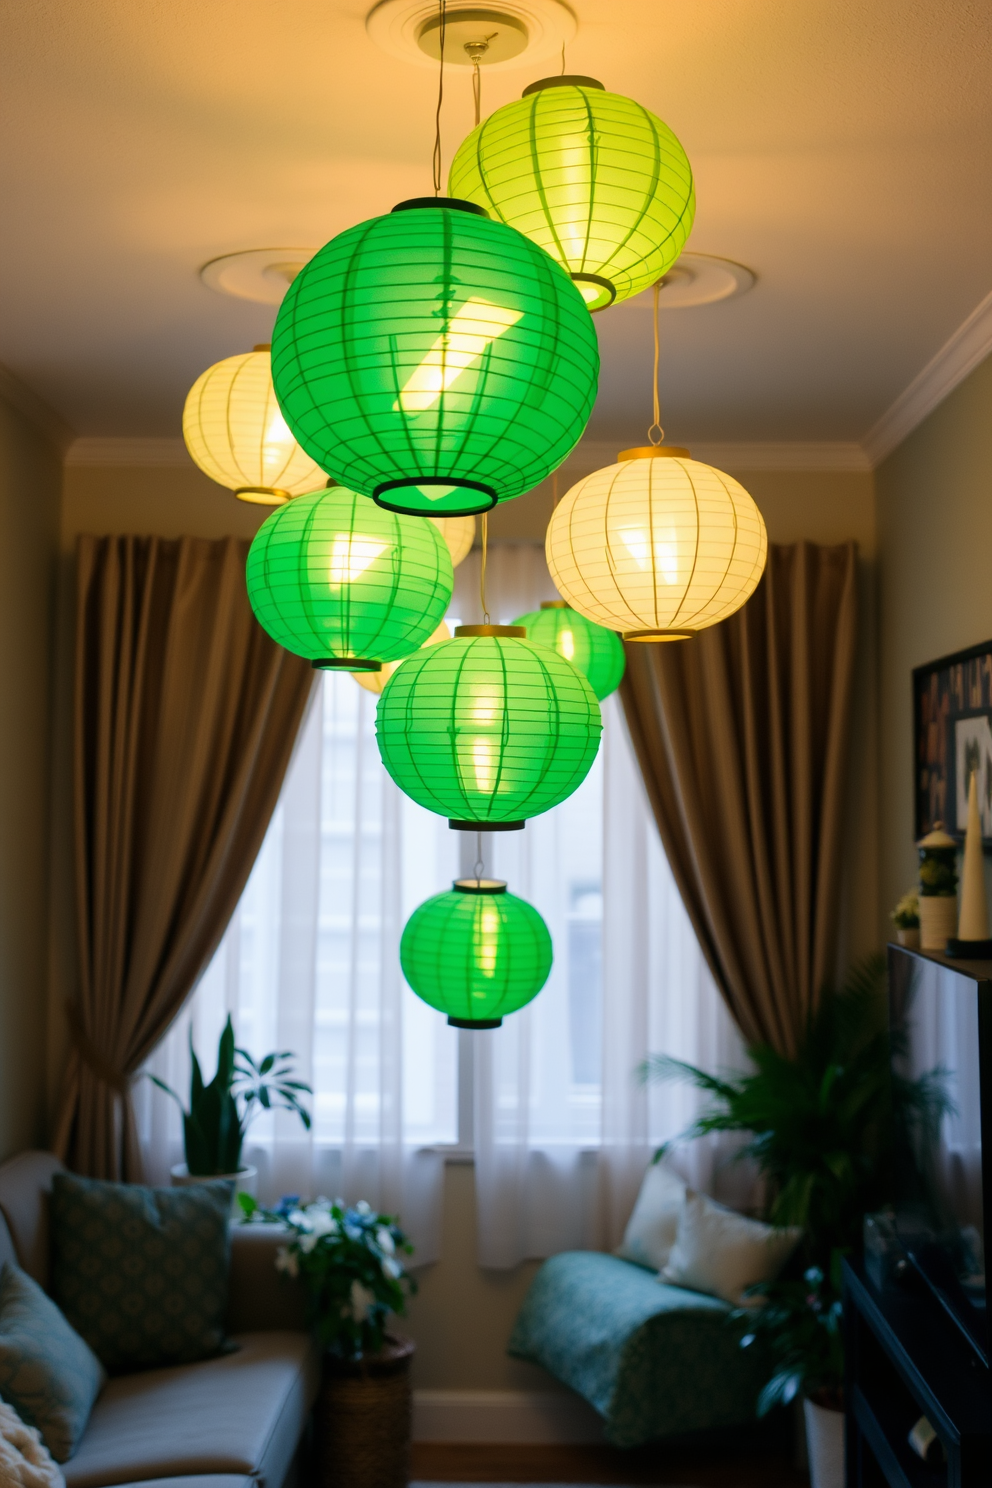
[889,889,920,948]
[240,1193,416,1488]
[150,1015,311,1201]
[641,955,949,1488]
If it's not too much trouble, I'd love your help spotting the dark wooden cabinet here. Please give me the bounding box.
[843,1259,991,1488]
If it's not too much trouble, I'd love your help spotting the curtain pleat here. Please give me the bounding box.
[54,534,315,1179]
[619,540,858,1056]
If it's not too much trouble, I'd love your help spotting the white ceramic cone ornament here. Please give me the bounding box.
[947,770,992,955]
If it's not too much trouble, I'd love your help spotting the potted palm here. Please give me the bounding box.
[641,955,949,1488]
[240,1193,416,1488]
[150,1015,311,1202]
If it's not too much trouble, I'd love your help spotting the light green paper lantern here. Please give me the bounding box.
[246,485,453,670]
[400,878,553,1028]
[511,600,625,700]
[449,76,695,312]
[376,625,602,829]
[271,198,599,517]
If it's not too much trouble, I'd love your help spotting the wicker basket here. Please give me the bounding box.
[315,1335,414,1488]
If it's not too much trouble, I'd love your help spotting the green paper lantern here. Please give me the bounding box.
[271,198,599,517]
[449,77,695,312]
[511,600,625,700]
[400,878,553,1028]
[246,485,453,669]
[376,625,602,828]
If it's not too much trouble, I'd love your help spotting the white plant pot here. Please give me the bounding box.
[918,895,958,950]
[804,1397,845,1488]
[171,1163,258,1215]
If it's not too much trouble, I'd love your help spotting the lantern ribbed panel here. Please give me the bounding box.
[430,515,475,568]
[271,203,599,515]
[448,84,695,310]
[546,456,767,635]
[352,621,450,695]
[246,486,453,665]
[512,605,625,700]
[375,634,602,825]
[400,884,553,1023]
[182,349,323,498]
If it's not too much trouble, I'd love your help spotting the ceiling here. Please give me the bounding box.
[1,0,991,446]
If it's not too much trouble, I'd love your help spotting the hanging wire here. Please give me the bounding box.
[560,41,566,74]
[472,60,482,126]
[647,280,665,446]
[480,511,491,623]
[432,0,448,195]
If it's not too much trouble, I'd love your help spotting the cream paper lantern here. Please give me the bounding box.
[183,344,324,505]
[430,516,475,569]
[546,447,767,640]
[352,622,451,696]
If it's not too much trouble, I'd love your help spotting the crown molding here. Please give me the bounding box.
[862,287,992,466]
[0,363,75,453]
[66,437,192,467]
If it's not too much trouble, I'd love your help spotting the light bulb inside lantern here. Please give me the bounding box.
[328,535,388,586]
[395,298,524,413]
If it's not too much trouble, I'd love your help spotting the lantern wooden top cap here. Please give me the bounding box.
[618,446,691,462]
[454,624,526,638]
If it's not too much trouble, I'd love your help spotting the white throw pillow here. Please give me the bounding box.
[0,1402,64,1488]
[662,1188,801,1305]
[616,1160,687,1270]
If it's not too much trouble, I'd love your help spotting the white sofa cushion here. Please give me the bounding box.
[662,1189,801,1305]
[615,1161,686,1271]
[62,1332,319,1488]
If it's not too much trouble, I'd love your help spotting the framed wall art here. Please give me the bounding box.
[914,638,992,846]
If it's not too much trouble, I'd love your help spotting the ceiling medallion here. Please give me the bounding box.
[200,248,319,305]
[366,0,576,72]
[633,254,756,311]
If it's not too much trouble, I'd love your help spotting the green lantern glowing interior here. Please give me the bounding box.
[448,77,695,312]
[376,625,602,829]
[512,601,626,701]
[271,198,599,517]
[246,485,453,669]
[400,878,553,1028]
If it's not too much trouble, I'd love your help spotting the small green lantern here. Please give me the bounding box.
[375,625,602,828]
[449,77,695,311]
[271,198,599,517]
[246,485,453,670]
[512,600,625,700]
[400,878,553,1028]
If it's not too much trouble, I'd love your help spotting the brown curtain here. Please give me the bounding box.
[619,540,857,1056]
[53,535,315,1180]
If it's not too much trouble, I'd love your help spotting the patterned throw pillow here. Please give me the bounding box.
[50,1174,234,1373]
[0,1262,105,1462]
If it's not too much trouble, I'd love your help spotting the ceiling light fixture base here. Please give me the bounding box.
[366,0,576,72]
[200,249,319,305]
[618,254,755,311]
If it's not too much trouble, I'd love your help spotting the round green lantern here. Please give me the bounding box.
[271,198,599,517]
[512,600,625,700]
[246,485,453,670]
[448,77,695,312]
[400,878,553,1028]
[376,625,602,829]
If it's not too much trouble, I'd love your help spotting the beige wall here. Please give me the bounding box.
[0,393,61,1159]
[53,454,878,1389]
[876,352,992,939]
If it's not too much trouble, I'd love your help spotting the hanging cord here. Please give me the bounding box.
[479,512,491,623]
[464,35,494,126]
[474,832,484,887]
[647,280,665,445]
[560,41,566,74]
[472,60,481,126]
[432,0,447,195]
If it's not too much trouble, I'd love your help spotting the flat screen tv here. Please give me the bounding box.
[889,943,992,1364]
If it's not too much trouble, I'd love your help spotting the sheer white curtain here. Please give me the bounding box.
[138,541,749,1270]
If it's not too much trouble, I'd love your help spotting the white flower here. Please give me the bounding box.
[355,1199,372,1216]
[381,1256,402,1280]
[349,1280,376,1322]
[299,1232,319,1254]
[375,1227,395,1254]
[309,1210,339,1238]
[287,1209,311,1231]
[275,1246,299,1279]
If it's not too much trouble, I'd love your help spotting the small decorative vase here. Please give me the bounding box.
[896,926,920,948]
[918,895,958,951]
[170,1163,258,1216]
[316,1335,414,1488]
[804,1396,845,1488]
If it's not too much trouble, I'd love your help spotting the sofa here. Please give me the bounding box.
[0,1151,320,1488]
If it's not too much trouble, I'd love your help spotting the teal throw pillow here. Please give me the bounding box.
[50,1173,234,1373]
[0,1261,106,1461]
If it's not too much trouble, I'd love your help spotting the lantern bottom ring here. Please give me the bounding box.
[235,486,291,506]
[623,630,694,643]
[373,476,498,518]
[448,1016,503,1030]
[312,657,383,672]
[571,272,617,312]
[449,818,525,832]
